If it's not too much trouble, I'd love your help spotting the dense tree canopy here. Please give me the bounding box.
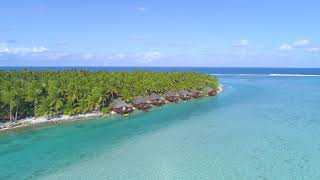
[0,70,219,122]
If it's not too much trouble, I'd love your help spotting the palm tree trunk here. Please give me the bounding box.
[9,104,12,124]
[102,99,105,108]
[34,101,37,117]
[15,100,19,121]
[56,108,59,118]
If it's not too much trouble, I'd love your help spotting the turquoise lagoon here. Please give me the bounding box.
[1,75,320,179]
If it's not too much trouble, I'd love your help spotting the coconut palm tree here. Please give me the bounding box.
[0,70,219,121]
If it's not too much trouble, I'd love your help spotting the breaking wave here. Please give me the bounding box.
[210,74,320,77]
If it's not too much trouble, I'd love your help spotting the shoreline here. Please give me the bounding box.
[0,85,224,133]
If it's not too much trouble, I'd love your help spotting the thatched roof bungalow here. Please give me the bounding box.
[110,99,134,114]
[148,93,166,106]
[164,91,180,102]
[190,88,204,98]
[204,87,217,96]
[179,90,192,100]
[133,97,152,110]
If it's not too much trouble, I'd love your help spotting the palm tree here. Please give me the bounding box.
[47,80,64,118]
[0,70,219,121]
[0,80,16,124]
[25,80,42,117]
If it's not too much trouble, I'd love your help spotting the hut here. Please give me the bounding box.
[204,87,217,96]
[110,99,134,114]
[133,97,152,110]
[148,93,166,106]
[179,90,192,100]
[190,88,204,98]
[164,92,180,102]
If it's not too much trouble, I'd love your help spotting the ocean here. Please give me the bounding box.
[1,67,320,179]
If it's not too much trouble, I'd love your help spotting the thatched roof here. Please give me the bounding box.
[133,96,150,104]
[190,88,201,94]
[204,87,214,92]
[110,99,132,109]
[164,91,179,97]
[149,93,161,100]
[179,90,191,96]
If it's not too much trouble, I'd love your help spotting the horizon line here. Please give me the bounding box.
[1,66,320,69]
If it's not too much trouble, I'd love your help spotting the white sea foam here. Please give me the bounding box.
[210,73,320,77]
[268,74,320,77]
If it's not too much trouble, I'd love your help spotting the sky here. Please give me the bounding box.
[0,0,320,67]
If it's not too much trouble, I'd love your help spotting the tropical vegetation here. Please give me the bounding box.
[0,70,219,122]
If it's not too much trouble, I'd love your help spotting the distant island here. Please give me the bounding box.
[0,70,221,130]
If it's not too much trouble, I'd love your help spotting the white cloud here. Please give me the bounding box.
[279,43,293,51]
[292,39,310,47]
[167,41,192,47]
[306,47,319,53]
[129,34,152,41]
[141,51,164,62]
[109,53,128,60]
[279,39,311,51]
[81,53,95,60]
[279,39,318,53]
[0,48,9,53]
[108,51,164,63]
[232,40,249,47]
[0,43,9,52]
[31,47,48,53]
[39,51,72,60]
[136,7,147,12]
[0,43,48,55]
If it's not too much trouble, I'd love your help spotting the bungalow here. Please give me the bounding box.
[133,97,152,110]
[110,99,134,114]
[148,93,166,106]
[190,88,204,98]
[164,92,180,102]
[179,90,192,100]
[204,87,217,96]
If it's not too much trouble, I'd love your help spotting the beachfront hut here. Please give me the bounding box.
[164,92,180,102]
[148,93,166,106]
[110,99,134,114]
[133,97,152,110]
[179,90,192,100]
[204,87,217,96]
[190,88,204,98]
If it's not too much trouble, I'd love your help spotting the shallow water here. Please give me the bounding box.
[1,76,320,180]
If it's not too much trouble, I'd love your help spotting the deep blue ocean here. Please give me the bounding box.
[1,66,320,76]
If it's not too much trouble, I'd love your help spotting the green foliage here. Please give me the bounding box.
[0,70,219,121]
[102,107,111,114]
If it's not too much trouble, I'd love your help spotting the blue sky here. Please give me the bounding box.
[0,0,320,67]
